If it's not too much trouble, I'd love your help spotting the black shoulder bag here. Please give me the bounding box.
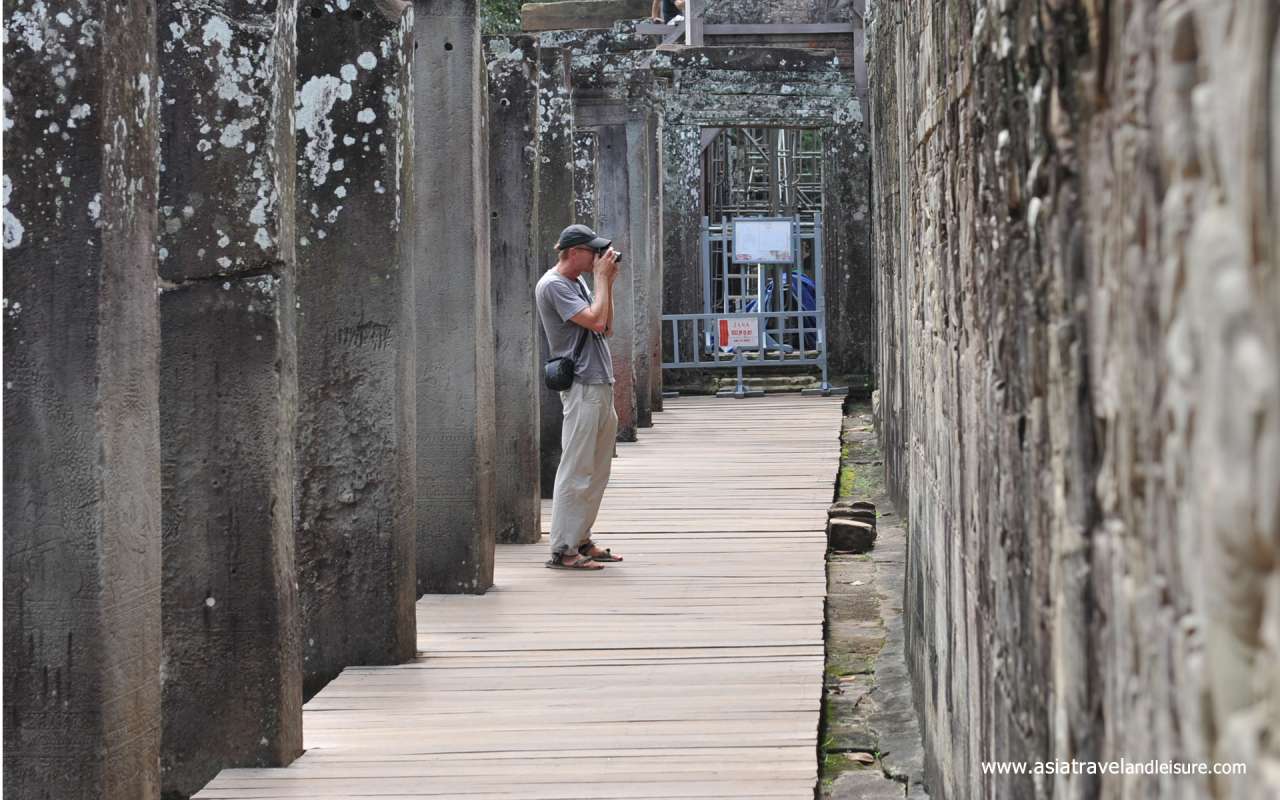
[544,326,590,391]
[543,279,595,391]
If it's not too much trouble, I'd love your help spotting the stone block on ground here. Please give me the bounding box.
[830,504,877,526]
[828,517,876,553]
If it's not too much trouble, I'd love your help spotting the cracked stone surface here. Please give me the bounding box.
[869,1,1280,798]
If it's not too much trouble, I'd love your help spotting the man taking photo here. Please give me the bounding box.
[535,224,626,571]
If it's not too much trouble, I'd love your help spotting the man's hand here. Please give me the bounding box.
[593,248,620,283]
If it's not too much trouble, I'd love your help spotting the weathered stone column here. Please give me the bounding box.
[413,0,497,593]
[659,119,702,388]
[659,116,702,395]
[534,43,575,498]
[2,0,162,794]
[660,120,701,317]
[626,115,656,427]
[486,34,542,544]
[590,122,638,440]
[156,0,301,793]
[572,129,597,225]
[821,115,873,379]
[294,0,417,698]
[646,112,664,413]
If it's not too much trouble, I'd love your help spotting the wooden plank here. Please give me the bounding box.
[195,396,843,800]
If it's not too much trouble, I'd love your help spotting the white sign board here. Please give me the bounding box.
[718,317,759,348]
[732,219,793,263]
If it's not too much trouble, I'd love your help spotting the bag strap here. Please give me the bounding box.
[570,322,590,360]
[569,278,600,360]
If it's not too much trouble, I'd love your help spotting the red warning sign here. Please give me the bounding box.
[718,317,759,348]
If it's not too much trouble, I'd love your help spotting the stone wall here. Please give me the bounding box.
[869,1,1280,798]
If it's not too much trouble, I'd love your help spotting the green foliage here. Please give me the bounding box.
[481,0,523,35]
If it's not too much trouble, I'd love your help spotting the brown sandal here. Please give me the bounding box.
[546,553,604,570]
[578,540,623,562]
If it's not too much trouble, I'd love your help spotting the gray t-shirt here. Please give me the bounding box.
[535,269,615,385]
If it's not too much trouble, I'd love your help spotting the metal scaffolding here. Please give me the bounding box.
[703,127,824,219]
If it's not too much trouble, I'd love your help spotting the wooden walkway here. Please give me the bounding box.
[196,395,844,800]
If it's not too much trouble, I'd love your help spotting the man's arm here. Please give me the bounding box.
[569,250,619,334]
[651,0,661,20]
[598,250,620,336]
[601,275,616,338]
[569,280,611,334]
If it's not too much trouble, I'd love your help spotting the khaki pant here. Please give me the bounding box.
[549,381,617,555]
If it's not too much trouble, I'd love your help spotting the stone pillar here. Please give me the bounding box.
[646,112,665,413]
[487,35,542,544]
[660,120,703,387]
[294,0,417,699]
[591,122,638,440]
[626,115,655,427]
[2,0,162,793]
[660,120,701,317]
[156,0,302,793]
[572,130,597,226]
[534,43,575,498]
[822,116,873,379]
[413,0,496,593]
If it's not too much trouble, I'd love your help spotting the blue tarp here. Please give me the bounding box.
[741,271,819,350]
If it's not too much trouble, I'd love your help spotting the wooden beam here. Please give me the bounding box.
[704,23,856,35]
[636,21,857,36]
[522,0,652,32]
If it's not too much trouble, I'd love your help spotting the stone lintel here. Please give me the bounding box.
[652,44,839,75]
